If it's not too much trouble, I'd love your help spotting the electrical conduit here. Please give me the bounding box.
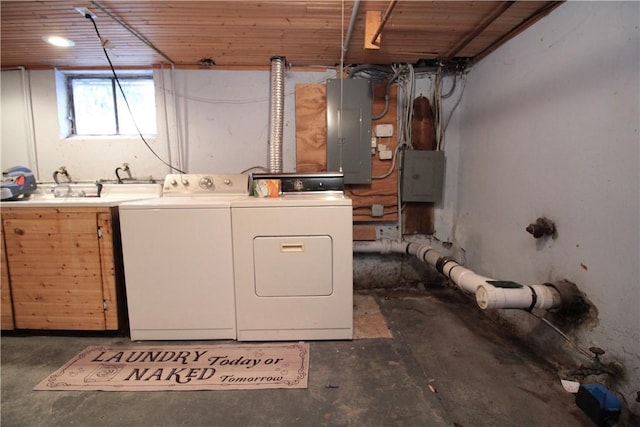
[353,239,561,311]
[341,0,360,68]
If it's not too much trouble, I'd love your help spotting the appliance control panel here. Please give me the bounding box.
[252,173,344,194]
[162,174,249,196]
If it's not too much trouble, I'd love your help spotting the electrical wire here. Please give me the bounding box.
[528,311,596,361]
[441,74,458,99]
[433,66,444,150]
[370,62,415,181]
[395,63,415,148]
[372,143,406,180]
[442,72,467,136]
[433,69,468,150]
[372,65,404,120]
[86,15,185,174]
[347,190,397,197]
[240,165,269,174]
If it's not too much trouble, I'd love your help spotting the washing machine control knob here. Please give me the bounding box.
[170,179,178,187]
[223,178,232,186]
[199,176,214,189]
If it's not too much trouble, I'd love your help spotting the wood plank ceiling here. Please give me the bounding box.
[1,1,562,70]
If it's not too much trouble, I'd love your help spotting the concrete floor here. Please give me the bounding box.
[2,288,594,427]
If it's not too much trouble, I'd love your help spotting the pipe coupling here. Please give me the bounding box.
[526,217,556,239]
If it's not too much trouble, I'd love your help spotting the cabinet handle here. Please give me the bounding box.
[14,228,24,235]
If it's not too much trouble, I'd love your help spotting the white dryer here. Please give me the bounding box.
[119,174,249,341]
[232,173,353,341]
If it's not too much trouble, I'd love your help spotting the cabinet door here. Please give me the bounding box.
[3,212,106,330]
[97,212,118,330]
[1,222,14,330]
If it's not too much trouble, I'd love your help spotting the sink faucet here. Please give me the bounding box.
[53,166,73,184]
[115,163,133,183]
[52,184,72,198]
[52,184,87,198]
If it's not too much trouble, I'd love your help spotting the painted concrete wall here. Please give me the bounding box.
[452,2,639,410]
[1,69,170,181]
[1,70,35,171]
[1,67,334,181]
[165,68,334,174]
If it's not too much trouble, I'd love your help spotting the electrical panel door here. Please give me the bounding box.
[402,150,445,203]
[326,79,372,184]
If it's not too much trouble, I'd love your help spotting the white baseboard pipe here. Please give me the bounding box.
[353,239,561,311]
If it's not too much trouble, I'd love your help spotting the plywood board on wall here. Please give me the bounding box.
[295,82,399,224]
[295,84,327,173]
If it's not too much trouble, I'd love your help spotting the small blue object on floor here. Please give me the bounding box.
[575,383,622,427]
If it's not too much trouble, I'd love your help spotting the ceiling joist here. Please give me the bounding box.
[0,1,564,70]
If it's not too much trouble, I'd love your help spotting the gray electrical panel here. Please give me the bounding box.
[402,150,445,203]
[326,79,372,184]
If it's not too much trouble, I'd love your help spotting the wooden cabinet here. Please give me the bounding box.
[1,222,14,329]
[1,207,119,331]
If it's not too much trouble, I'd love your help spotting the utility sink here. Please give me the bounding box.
[4,183,162,207]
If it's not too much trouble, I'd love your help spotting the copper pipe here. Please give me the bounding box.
[445,1,514,60]
[473,1,564,63]
[370,0,398,46]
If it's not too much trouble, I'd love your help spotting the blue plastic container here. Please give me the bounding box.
[575,383,621,426]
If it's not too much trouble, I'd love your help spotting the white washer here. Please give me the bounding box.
[231,191,353,341]
[119,174,249,341]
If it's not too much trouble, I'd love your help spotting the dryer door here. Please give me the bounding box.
[253,235,333,297]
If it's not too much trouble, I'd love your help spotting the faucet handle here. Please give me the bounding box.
[115,163,133,182]
[53,166,72,184]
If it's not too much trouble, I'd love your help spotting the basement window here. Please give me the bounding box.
[65,72,156,136]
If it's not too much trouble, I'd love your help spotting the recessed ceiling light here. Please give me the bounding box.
[42,36,75,47]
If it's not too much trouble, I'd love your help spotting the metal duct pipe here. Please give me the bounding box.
[268,56,286,173]
[353,239,562,311]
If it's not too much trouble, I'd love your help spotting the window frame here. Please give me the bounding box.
[65,72,156,137]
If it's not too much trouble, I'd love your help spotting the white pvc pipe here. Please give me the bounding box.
[476,284,561,310]
[353,239,562,311]
[447,267,493,294]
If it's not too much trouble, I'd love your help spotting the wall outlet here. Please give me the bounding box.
[375,124,394,137]
[378,150,393,160]
[371,204,384,217]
